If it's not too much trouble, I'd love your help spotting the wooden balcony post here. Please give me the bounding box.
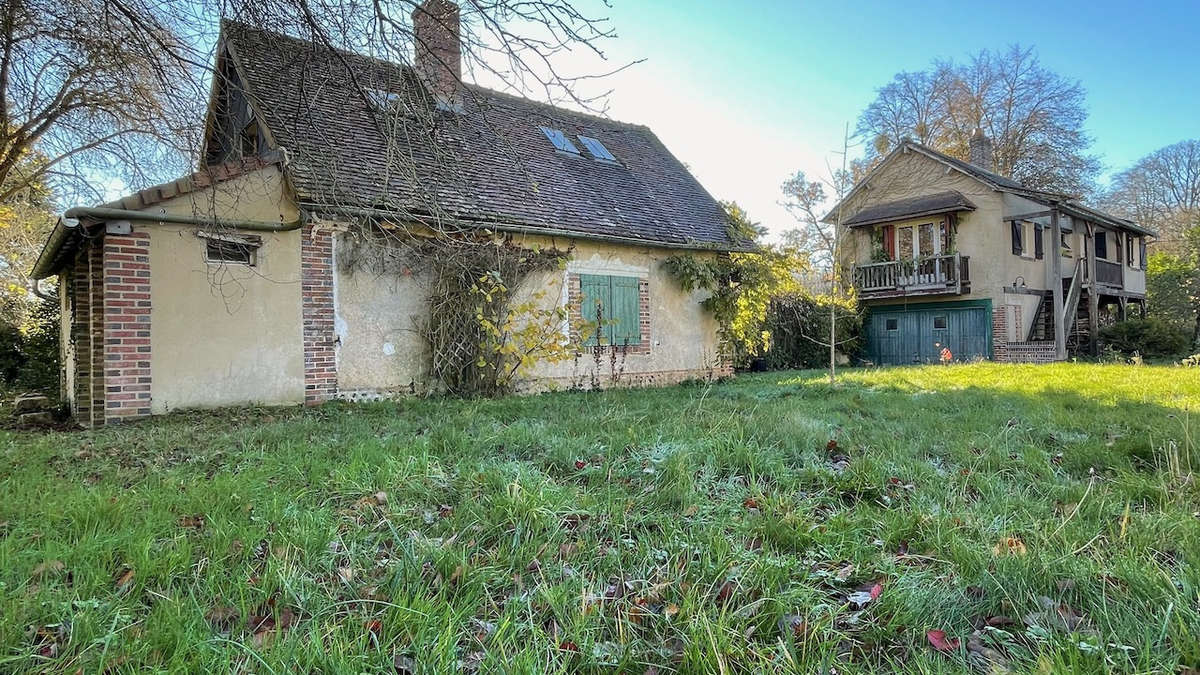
[1085,221,1099,356]
[1050,207,1066,360]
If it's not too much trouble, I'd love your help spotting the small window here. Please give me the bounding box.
[885,318,899,331]
[538,126,579,154]
[577,135,616,162]
[1095,231,1108,260]
[933,315,948,330]
[579,273,641,346]
[206,239,256,266]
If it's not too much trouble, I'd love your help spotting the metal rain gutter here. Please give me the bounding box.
[62,206,305,233]
[296,202,750,253]
[31,207,306,280]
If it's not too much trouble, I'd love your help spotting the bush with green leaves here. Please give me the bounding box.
[760,292,862,369]
[1098,318,1192,359]
[0,297,58,393]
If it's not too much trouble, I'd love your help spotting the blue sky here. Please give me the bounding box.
[531,0,1200,237]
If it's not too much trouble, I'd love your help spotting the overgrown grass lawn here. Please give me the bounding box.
[2,363,1199,673]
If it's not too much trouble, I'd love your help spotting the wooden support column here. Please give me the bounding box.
[1085,221,1099,356]
[1087,287,1100,356]
[1117,297,1127,321]
[1050,207,1066,360]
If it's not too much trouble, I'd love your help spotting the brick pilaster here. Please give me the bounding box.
[71,253,92,423]
[636,278,651,355]
[302,223,337,403]
[992,307,1008,362]
[102,232,152,420]
[88,243,106,425]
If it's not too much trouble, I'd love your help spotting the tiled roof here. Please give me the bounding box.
[99,153,283,212]
[829,140,1154,237]
[219,22,747,251]
[843,190,976,227]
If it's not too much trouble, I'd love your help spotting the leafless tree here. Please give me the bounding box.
[857,45,1100,197]
[780,127,856,383]
[1103,139,1200,251]
[0,0,625,206]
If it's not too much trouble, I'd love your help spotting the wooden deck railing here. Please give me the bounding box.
[853,254,969,296]
[1095,259,1123,287]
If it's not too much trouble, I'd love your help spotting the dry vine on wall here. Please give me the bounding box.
[340,225,580,397]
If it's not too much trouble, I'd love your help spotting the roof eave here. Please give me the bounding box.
[845,203,976,228]
[297,200,754,253]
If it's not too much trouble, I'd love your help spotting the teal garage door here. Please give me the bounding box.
[866,304,990,365]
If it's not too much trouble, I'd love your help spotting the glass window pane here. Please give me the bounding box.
[919,223,934,258]
[578,135,616,162]
[539,126,579,154]
[898,226,914,261]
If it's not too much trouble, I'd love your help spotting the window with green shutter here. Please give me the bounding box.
[578,274,642,347]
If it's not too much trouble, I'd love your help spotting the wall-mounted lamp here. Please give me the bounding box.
[1012,276,1026,288]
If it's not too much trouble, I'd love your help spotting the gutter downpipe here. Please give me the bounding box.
[32,278,57,301]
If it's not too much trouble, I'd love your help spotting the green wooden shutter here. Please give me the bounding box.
[610,276,641,346]
[579,274,611,346]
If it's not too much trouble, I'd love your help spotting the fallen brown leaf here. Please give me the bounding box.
[178,515,205,529]
[205,605,240,633]
[926,629,960,651]
[114,568,135,593]
[966,629,1012,673]
[31,560,65,579]
[992,537,1027,556]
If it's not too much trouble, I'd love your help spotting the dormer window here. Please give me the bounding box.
[578,135,617,162]
[539,126,579,154]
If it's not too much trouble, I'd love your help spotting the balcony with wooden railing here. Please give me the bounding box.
[852,253,970,299]
[1093,259,1123,288]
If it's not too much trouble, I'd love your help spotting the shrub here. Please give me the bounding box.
[1098,318,1191,359]
[760,292,861,370]
[0,297,59,393]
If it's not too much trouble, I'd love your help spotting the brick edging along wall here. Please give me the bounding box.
[102,231,152,420]
[301,223,337,404]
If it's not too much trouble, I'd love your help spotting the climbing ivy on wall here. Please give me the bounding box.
[340,226,580,397]
[661,246,807,367]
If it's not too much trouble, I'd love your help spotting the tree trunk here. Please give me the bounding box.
[829,292,836,384]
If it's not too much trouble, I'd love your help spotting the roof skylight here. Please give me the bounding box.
[538,126,579,154]
[577,135,617,162]
[365,87,401,109]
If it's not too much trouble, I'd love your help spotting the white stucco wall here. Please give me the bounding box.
[147,166,305,412]
[332,232,724,396]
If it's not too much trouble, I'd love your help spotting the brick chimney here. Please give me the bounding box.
[969,127,993,171]
[412,0,461,109]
